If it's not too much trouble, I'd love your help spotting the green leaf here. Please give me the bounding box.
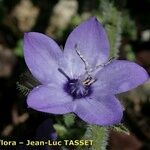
[112,124,130,135]
[96,0,122,58]
[53,124,68,137]
[14,40,23,57]
[82,125,109,150]
[16,82,30,96]
[63,113,75,127]
[16,71,40,95]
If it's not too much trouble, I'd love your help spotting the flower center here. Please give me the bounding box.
[64,79,92,99]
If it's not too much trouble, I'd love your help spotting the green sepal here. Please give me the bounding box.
[111,124,130,135]
[53,124,68,138]
[63,113,75,127]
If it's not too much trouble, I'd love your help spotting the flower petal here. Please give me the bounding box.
[24,32,66,85]
[27,85,73,114]
[73,96,123,125]
[64,17,109,77]
[93,60,149,94]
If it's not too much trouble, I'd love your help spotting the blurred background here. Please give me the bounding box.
[0,0,150,150]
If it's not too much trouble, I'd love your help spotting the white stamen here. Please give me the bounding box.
[74,44,92,78]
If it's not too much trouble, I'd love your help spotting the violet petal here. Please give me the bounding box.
[64,17,109,77]
[93,60,149,94]
[27,85,73,114]
[73,95,123,125]
[24,32,66,85]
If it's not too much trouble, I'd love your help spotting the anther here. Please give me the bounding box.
[83,77,97,86]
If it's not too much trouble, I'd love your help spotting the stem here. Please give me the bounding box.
[83,125,109,150]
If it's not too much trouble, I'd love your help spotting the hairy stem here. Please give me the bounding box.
[83,125,109,150]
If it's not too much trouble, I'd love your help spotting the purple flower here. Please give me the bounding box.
[23,17,149,126]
